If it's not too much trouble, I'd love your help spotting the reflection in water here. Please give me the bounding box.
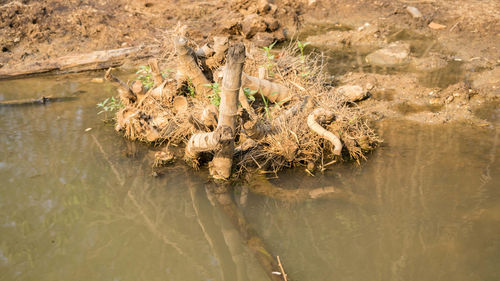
[0,75,499,281]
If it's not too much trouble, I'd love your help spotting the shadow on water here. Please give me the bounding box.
[0,72,499,281]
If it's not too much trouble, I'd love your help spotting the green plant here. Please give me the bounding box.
[262,41,277,76]
[243,87,257,102]
[297,40,310,61]
[297,41,311,78]
[204,82,221,106]
[259,90,271,119]
[136,65,154,90]
[187,78,196,97]
[97,96,123,118]
[161,68,174,79]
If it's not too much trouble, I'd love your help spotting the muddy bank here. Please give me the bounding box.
[1,0,498,125]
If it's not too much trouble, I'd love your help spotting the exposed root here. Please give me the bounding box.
[307,108,343,155]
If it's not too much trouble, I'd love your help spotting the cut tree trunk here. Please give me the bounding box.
[210,43,246,180]
[0,45,158,80]
[174,37,211,97]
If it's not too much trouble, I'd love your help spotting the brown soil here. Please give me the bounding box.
[1,0,498,124]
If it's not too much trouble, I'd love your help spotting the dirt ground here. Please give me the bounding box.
[1,0,499,124]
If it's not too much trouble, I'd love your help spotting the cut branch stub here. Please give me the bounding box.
[307,108,343,155]
[148,58,164,87]
[185,126,233,160]
[104,68,137,103]
[241,73,290,103]
[206,36,229,68]
[174,36,211,97]
[210,43,246,180]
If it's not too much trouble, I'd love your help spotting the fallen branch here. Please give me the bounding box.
[0,96,77,106]
[307,108,342,155]
[0,45,158,80]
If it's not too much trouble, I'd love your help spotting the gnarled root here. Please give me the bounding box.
[241,73,290,103]
[307,108,343,155]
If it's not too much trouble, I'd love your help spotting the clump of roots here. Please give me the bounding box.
[106,32,380,178]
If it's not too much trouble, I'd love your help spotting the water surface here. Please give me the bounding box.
[0,74,499,281]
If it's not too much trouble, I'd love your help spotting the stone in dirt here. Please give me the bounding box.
[253,32,275,47]
[406,6,423,19]
[336,85,370,102]
[365,41,411,67]
[242,14,267,39]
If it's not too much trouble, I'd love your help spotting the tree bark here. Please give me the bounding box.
[210,43,246,180]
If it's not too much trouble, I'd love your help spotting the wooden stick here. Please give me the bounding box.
[277,256,288,281]
[0,45,158,80]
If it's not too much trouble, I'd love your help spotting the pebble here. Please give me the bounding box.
[406,6,423,18]
[337,85,369,102]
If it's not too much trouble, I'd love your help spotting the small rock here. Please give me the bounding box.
[85,127,92,132]
[337,85,369,102]
[445,96,454,104]
[13,37,20,43]
[428,22,446,30]
[242,14,267,39]
[406,6,423,18]
[365,41,411,67]
[253,32,275,47]
[91,77,104,83]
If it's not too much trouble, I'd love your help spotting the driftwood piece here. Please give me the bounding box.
[307,108,342,155]
[0,45,158,80]
[0,96,77,106]
[242,73,290,103]
[210,43,246,180]
[174,37,211,97]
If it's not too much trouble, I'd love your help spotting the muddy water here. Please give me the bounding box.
[1,75,499,281]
